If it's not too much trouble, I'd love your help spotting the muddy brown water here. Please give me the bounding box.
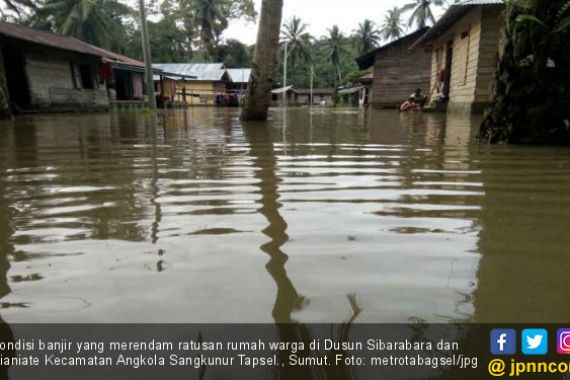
[0,108,568,323]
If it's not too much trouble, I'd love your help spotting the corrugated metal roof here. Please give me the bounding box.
[153,63,227,81]
[0,20,157,74]
[411,0,504,48]
[0,20,103,57]
[272,86,293,94]
[293,88,335,95]
[227,68,251,83]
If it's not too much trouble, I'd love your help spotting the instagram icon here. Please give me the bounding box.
[558,329,570,354]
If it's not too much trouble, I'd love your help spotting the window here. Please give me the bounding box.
[71,63,94,89]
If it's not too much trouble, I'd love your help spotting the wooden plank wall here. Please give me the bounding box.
[25,48,107,110]
[372,41,432,108]
[427,6,503,112]
[475,6,503,104]
[429,7,483,106]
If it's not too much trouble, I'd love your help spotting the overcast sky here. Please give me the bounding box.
[224,0,446,45]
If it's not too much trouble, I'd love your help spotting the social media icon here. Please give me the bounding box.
[557,329,570,354]
[491,329,516,355]
[522,329,548,355]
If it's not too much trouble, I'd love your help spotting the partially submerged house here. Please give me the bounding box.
[153,63,231,106]
[0,20,176,115]
[226,68,251,94]
[337,74,374,107]
[90,46,168,109]
[411,0,504,114]
[0,21,109,114]
[271,86,335,106]
[356,28,432,109]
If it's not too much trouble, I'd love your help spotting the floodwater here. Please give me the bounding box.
[0,108,568,324]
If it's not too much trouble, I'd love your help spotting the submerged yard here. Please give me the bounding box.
[0,108,568,323]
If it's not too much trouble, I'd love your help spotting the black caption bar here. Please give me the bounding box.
[0,324,568,380]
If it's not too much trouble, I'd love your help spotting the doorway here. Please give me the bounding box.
[2,45,31,110]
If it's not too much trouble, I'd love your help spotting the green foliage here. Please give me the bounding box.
[281,16,312,70]
[31,0,130,51]
[125,15,191,62]
[215,39,253,67]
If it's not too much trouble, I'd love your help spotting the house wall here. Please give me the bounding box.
[428,6,503,114]
[160,78,177,99]
[295,94,333,105]
[23,47,107,111]
[175,80,226,105]
[372,40,432,108]
[475,6,503,107]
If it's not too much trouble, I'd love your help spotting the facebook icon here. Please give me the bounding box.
[491,329,517,355]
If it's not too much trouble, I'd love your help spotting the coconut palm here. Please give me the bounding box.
[353,19,381,55]
[281,16,312,71]
[324,25,348,86]
[380,7,405,41]
[401,0,445,29]
[32,0,130,50]
[192,0,225,59]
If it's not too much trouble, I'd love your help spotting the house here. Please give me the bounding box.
[153,63,231,106]
[0,21,109,114]
[89,46,168,109]
[226,68,251,94]
[337,74,374,107]
[293,88,335,105]
[411,0,504,114]
[356,28,432,109]
[271,86,335,106]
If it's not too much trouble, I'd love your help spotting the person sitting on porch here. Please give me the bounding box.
[400,89,427,112]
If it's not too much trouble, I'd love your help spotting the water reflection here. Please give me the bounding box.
[0,108,568,323]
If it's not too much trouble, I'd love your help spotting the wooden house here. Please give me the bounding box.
[271,87,335,106]
[0,21,109,114]
[411,0,504,114]
[153,63,231,106]
[226,68,251,94]
[90,46,166,109]
[355,28,432,109]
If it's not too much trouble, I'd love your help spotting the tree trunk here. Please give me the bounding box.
[0,49,12,120]
[480,0,570,144]
[241,0,284,121]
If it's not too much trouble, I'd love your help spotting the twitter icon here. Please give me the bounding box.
[522,329,548,355]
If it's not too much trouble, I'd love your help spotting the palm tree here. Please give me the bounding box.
[32,0,130,50]
[353,19,381,55]
[281,16,312,70]
[192,0,225,59]
[380,7,405,41]
[401,0,445,30]
[324,25,347,86]
[242,0,284,121]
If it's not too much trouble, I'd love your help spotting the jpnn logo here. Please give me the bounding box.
[522,329,548,355]
[491,329,516,355]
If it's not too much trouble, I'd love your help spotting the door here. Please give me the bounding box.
[2,45,31,110]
